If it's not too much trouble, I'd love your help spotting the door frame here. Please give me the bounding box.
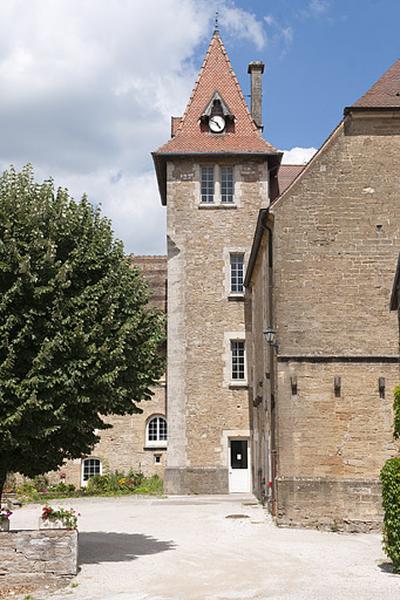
[227,435,251,493]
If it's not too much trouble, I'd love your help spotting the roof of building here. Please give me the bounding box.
[154,32,277,156]
[153,32,281,205]
[129,255,167,313]
[390,254,400,311]
[349,58,400,109]
[278,164,305,196]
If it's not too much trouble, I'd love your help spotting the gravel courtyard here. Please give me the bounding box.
[11,494,399,600]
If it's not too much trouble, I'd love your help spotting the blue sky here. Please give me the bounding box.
[212,0,400,150]
[0,1,398,253]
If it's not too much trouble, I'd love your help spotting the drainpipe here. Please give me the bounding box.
[262,216,278,516]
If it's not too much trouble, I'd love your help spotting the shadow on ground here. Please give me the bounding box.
[78,532,176,564]
[377,561,396,574]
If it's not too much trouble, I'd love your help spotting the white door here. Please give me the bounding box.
[229,439,251,493]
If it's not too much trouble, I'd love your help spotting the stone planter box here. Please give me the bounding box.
[0,517,10,532]
[0,529,78,585]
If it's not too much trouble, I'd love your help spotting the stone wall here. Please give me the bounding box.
[0,529,78,586]
[248,114,400,528]
[165,157,269,493]
[276,477,382,532]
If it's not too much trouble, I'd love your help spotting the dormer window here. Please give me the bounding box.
[201,92,234,134]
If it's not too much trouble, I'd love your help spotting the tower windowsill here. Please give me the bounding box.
[198,204,237,210]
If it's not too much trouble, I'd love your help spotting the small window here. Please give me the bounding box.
[201,166,214,203]
[221,166,234,203]
[230,253,244,293]
[154,454,161,464]
[82,458,102,485]
[231,340,245,380]
[146,416,167,447]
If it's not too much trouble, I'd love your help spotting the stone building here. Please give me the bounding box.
[152,31,285,494]
[45,32,400,529]
[245,59,400,529]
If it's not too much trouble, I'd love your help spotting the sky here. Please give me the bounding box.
[0,0,399,254]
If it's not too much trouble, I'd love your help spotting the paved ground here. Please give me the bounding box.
[10,495,399,600]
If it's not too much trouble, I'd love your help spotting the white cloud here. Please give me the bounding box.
[264,15,294,52]
[0,0,268,254]
[281,147,317,165]
[222,7,267,50]
[309,0,330,14]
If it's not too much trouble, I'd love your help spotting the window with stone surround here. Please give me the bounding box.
[221,166,234,203]
[230,253,244,293]
[81,457,102,486]
[200,165,236,205]
[201,166,215,203]
[231,340,245,380]
[146,415,167,447]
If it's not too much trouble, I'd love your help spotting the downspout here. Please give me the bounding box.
[262,216,278,516]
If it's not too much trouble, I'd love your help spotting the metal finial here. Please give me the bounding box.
[214,11,219,32]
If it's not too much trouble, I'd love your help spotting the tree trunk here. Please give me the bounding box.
[0,465,7,506]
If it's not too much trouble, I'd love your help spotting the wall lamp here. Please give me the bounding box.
[263,327,279,351]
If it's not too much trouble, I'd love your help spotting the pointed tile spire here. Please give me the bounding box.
[154,32,277,155]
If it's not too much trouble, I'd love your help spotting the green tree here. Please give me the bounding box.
[380,385,400,572]
[0,166,165,501]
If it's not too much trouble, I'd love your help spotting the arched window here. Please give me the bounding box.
[81,457,102,486]
[146,416,167,447]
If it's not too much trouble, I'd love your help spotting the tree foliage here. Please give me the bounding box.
[380,457,400,572]
[0,166,165,499]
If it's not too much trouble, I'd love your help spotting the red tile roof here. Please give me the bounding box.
[351,58,400,108]
[278,164,305,195]
[154,32,277,155]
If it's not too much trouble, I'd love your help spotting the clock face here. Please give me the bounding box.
[209,115,226,133]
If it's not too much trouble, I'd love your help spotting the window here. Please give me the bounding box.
[221,166,234,203]
[231,340,245,380]
[146,416,167,447]
[230,253,244,293]
[201,166,214,203]
[199,165,236,205]
[82,458,102,485]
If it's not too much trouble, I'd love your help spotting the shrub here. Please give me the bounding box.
[134,475,163,495]
[85,470,147,495]
[3,473,16,494]
[380,457,400,572]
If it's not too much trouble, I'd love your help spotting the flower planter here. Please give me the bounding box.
[0,518,10,532]
[39,517,66,530]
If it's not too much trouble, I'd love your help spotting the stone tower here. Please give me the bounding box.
[153,32,281,494]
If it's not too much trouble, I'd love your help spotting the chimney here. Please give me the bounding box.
[248,61,265,130]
